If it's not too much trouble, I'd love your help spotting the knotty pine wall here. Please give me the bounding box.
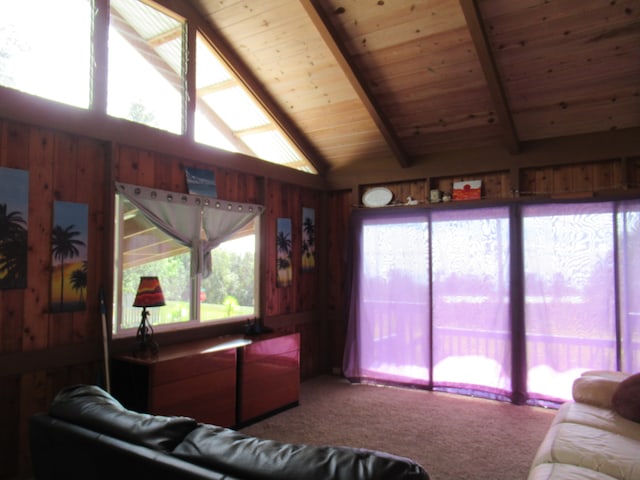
[0,118,327,479]
[1,109,639,480]
[0,120,109,479]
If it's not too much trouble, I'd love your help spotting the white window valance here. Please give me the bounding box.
[116,182,264,278]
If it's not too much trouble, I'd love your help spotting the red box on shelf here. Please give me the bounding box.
[453,180,482,200]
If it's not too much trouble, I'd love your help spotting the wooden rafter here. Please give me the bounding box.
[195,97,254,155]
[301,0,411,168]
[460,0,520,155]
[197,78,237,96]
[147,25,182,47]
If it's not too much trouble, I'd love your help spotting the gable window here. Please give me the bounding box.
[0,0,92,108]
[107,0,185,134]
[194,32,315,173]
[112,183,263,336]
[0,0,316,174]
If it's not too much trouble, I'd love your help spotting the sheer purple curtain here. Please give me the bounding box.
[344,200,639,404]
[523,202,617,402]
[343,210,431,387]
[618,200,640,373]
[431,207,512,399]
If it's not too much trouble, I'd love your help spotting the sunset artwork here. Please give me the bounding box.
[0,167,29,290]
[276,217,292,287]
[50,201,88,313]
[302,207,315,272]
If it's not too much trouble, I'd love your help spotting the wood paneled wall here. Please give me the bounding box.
[519,158,624,197]
[1,111,638,480]
[0,118,326,479]
[0,120,109,479]
[326,190,351,371]
[260,179,326,379]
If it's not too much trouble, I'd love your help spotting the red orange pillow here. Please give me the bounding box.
[612,372,640,423]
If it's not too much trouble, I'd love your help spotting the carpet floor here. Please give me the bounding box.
[240,375,556,480]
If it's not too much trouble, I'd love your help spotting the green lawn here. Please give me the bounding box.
[121,301,253,329]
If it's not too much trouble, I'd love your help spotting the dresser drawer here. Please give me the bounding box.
[151,348,236,386]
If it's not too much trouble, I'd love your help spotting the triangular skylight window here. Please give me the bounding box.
[194,33,316,173]
[108,0,316,174]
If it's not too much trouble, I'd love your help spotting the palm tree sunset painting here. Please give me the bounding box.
[276,217,292,287]
[0,167,29,290]
[51,201,88,312]
[302,207,315,272]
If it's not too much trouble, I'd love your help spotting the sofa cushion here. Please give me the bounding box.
[572,375,621,408]
[612,372,640,423]
[581,370,630,382]
[49,384,198,452]
[173,424,429,480]
[530,421,640,480]
[528,462,620,480]
[553,401,640,442]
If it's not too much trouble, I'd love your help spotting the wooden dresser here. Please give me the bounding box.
[111,332,300,428]
[237,332,300,424]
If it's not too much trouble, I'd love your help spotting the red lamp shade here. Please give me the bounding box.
[133,276,166,308]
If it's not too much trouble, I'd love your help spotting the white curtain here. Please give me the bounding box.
[116,182,264,277]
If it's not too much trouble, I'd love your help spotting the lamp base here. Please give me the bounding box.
[134,308,159,357]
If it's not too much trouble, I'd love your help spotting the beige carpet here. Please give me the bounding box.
[240,375,556,480]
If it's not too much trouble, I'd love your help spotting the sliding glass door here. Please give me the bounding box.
[343,211,431,387]
[617,200,640,373]
[522,203,617,402]
[344,199,639,405]
[431,207,511,398]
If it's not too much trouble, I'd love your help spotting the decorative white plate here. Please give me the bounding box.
[362,187,393,207]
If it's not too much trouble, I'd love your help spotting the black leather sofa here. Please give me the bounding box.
[30,384,429,480]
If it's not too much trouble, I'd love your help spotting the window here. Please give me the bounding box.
[0,1,317,174]
[107,0,185,134]
[0,0,92,108]
[345,200,640,405]
[524,203,617,401]
[112,185,262,336]
[350,212,431,386]
[194,32,315,173]
[617,200,640,373]
[431,207,511,396]
[114,195,191,332]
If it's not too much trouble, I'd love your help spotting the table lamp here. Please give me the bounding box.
[133,276,165,357]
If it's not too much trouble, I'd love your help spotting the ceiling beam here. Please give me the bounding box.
[459,0,521,155]
[301,0,411,168]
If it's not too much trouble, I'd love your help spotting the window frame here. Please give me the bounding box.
[112,189,262,338]
[107,0,187,135]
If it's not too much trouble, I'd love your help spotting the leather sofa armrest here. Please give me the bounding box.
[173,424,429,480]
[49,384,198,451]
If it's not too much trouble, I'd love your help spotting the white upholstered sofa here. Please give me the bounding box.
[528,370,640,480]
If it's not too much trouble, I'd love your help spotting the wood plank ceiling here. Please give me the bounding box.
[188,0,640,179]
